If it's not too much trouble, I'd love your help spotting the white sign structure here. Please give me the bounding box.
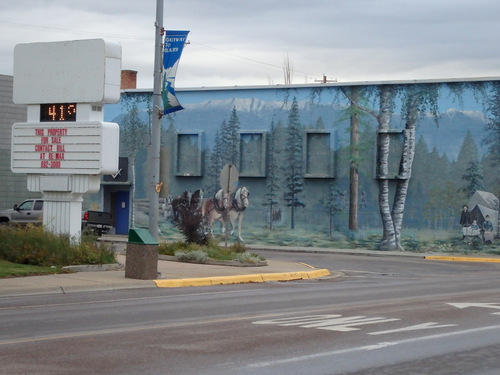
[12,121,119,174]
[11,39,121,239]
[13,39,121,104]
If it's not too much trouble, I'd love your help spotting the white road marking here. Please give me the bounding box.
[253,314,399,332]
[247,324,500,369]
[369,322,456,335]
[448,302,500,311]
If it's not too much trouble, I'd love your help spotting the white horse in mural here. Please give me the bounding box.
[226,186,250,242]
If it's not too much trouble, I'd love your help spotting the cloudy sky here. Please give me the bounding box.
[1,0,499,89]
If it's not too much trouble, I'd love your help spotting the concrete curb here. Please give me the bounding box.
[154,268,331,288]
[63,263,123,272]
[425,255,500,263]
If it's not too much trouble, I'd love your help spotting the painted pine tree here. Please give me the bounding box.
[461,160,485,199]
[223,106,240,166]
[207,107,241,195]
[262,119,282,230]
[207,129,224,195]
[284,97,305,229]
[484,82,500,196]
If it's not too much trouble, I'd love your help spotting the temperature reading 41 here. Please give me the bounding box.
[40,103,77,122]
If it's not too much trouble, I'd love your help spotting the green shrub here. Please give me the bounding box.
[171,192,209,245]
[233,252,264,264]
[175,250,209,263]
[159,239,261,264]
[0,225,116,267]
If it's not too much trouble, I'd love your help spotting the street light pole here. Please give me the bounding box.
[148,0,163,241]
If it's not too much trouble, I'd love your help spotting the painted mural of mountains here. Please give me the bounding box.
[170,98,488,161]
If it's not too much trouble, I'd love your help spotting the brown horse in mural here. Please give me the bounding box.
[201,189,228,235]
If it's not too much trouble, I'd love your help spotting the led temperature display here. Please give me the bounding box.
[40,103,77,122]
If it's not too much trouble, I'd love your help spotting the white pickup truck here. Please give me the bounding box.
[0,198,43,224]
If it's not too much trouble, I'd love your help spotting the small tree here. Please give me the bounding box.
[171,192,208,245]
[283,53,293,85]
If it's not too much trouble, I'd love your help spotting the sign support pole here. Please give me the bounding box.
[149,0,164,241]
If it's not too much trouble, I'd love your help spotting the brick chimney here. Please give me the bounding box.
[121,70,138,89]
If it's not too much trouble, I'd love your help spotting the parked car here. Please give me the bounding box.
[0,198,43,225]
[81,210,113,235]
[0,200,113,236]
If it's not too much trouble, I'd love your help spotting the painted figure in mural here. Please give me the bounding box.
[483,215,494,244]
[226,186,250,243]
[201,189,229,235]
[161,196,173,218]
[462,219,482,242]
[460,205,473,240]
[459,205,471,227]
[359,190,367,209]
[470,220,479,231]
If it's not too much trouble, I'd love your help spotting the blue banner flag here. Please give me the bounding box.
[162,30,190,115]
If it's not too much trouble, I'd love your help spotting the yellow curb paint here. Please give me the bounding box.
[154,269,331,288]
[211,274,265,285]
[154,278,213,288]
[261,272,304,282]
[425,256,500,263]
[310,269,331,278]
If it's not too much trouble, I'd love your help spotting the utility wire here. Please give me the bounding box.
[0,20,150,40]
[0,19,325,79]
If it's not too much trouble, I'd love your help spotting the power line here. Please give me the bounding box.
[190,41,321,77]
[0,19,329,81]
[0,20,151,40]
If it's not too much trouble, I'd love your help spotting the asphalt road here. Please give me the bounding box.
[2,251,500,375]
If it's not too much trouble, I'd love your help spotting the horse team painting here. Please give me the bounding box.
[103,78,500,248]
[164,186,250,243]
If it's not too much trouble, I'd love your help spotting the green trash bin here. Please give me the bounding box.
[125,228,159,280]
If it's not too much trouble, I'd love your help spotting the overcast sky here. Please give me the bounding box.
[1,0,499,89]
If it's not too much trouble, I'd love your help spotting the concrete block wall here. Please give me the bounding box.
[0,75,33,209]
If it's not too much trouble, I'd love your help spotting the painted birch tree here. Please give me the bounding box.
[344,84,440,250]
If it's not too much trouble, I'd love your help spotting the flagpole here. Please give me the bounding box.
[149,0,164,241]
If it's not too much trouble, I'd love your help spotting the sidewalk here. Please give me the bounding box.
[1,237,499,297]
[0,252,332,298]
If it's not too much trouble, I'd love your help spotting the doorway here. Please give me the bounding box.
[114,191,130,235]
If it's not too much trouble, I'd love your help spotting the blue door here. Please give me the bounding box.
[114,191,130,235]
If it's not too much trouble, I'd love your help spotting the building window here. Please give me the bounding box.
[303,130,335,178]
[239,131,266,177]
[174,132,203,176]
[374,129,405,179]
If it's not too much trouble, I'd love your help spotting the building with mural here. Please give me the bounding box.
[1,72,499,248]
